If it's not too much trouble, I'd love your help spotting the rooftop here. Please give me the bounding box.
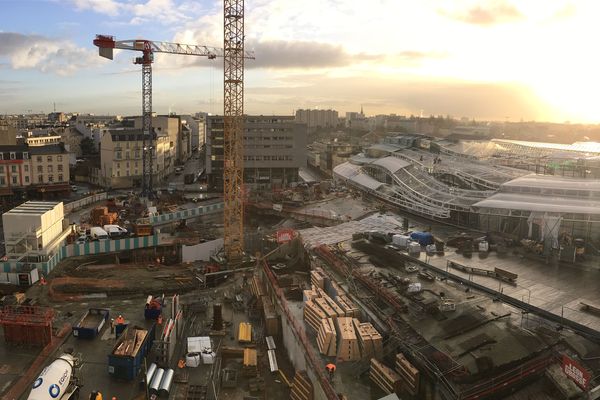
[473,192,600,214]
[3,201,61,216]
[28,144,68,155]
[502,173,600,192]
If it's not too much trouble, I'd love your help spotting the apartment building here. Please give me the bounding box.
[206,115,307,191]
[130,115,191,164]
[0,143,70,203]
[100,129,174,189]
[0,120,17,145]
[28,144,71,197]
[295,109,339,130]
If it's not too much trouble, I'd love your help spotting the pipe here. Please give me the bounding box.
[158,369,174,397]
[149,368,164,395]
[146,363,157,384]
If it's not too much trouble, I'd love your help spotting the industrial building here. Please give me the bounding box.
[2,201,69,262]
[205,115,307,190]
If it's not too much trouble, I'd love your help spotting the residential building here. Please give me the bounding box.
[181,114,206,150]
[130,115,191,164]
[0,120,17,145]
[28,144,71,198]
[2,201,70,262]
[100,128,173,189]
[0,145,31,201]
[295,109,339,130]
[308,141,362,174]
[206,115,307,191]
[24,131,62,146]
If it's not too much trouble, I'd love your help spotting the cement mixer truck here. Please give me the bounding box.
[27,353,81,400]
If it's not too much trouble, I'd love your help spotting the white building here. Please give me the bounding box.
[2,201,70,262]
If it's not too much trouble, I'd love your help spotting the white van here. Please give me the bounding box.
[90,227,109,241]
[103,225,128,238]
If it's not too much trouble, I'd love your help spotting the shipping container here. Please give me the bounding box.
[108,324,155,381]
[72,308,110,339]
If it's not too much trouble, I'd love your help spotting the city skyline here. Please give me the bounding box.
[0,0,598,123]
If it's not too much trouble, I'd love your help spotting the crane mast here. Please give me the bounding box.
[223,0,246,261]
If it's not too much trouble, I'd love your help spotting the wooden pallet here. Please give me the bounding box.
[370,358,400,395]
[316,318,337,356]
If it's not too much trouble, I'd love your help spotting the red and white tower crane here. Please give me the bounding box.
[92,35,253,198]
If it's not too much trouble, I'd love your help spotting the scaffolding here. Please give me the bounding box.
[0,305,55,346]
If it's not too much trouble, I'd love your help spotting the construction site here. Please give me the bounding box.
[3,2,600,400]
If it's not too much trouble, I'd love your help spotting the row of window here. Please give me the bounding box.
[0,164,63,173]
[243,136,293,141]
[0,174,64,186]
[243,155,294,161]
[0,153,63,162]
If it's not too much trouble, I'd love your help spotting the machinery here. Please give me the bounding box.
[92,35,253,199]
[27,353,80,400]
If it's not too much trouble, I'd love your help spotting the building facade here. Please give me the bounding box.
[295,109,339,130]
[100,129,173,189]
[206,115,307,191]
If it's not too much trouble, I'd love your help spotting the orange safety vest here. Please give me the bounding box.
[116,317,124,324]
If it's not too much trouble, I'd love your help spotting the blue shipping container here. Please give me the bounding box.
[108,324,156,381]
[410,231,434,246]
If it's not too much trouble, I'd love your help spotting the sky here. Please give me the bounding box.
[0,0,598,123]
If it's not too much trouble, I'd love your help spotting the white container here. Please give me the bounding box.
[201,351,215,364]
[407,283,422,293]
[478,241,489,252]
[186,353,201,368]
[393,234,410,248]
[408,242,421,256]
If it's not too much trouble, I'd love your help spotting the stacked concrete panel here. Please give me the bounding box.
[370,358,401,395]
[290,370,314,400]
[335,317,360,362]
[335,295,361,318]
[395,353,420,395]
[314,297,340,319]
[316,317,337,356]
[303,299,327,332]
[353,318,383,359]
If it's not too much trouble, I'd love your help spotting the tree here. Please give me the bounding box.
[80,137,97,155]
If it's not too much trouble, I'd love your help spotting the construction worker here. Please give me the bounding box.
[157,315,163,325]
[89,390,103,400]
[116,315,125,325]
[326,363,336,382]
[178,359,186,368]
[40,276,47,285]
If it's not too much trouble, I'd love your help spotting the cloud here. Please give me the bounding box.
[245,75,547,121]
[67,0,202,25]
[0,32,98,75]
[440,0,524,26]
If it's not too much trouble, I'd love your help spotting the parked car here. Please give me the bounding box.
[71,185,79,192]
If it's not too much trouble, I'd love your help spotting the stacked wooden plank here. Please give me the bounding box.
[238,322,252,343]
[335,295,360,318]
[353,319,383,359]
[316,318,337,356]
[290,370,313,400]
[323,295,345,317]
[303,300,327,332]
[395,353,420,395]
[250,275,266,298]
[335,317,360,361]
[370,358,401,395]
[242,348,258,377]
[310,268,327,289]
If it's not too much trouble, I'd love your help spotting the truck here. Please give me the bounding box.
[108,324,156,381]
[90,226,109,241]
[72,308,110,339]
[27,353,81,400]
[103,224,128,238]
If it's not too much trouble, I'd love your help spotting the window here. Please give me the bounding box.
[47,165,53,173]
[10,152,15,160]
[0,166,3,173]
[37,166,43,173]
[57,155,62,162]
[23,152,28,159]
[11,176,17,184]
[11,165,16,173]
[24,176,29,183]
[24,165,28,172]
[37,156,42,162]
[0,154,3,160]
[48,175,53,182]
[47,156,53,162]
[0,177,4,185]
[38,175,43,183]
[58,165,63,172]
[58,174,63,182]
[117,171,120,177]
[116,152,122,159]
